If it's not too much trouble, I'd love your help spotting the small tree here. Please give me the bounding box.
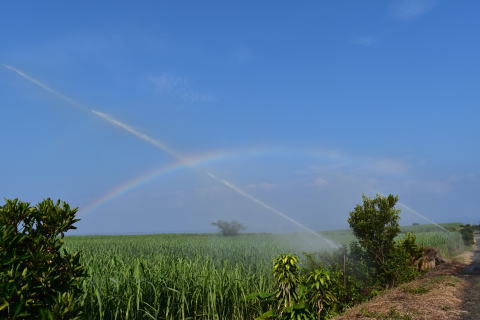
[0,198,86,319]
[211,220,246,236]
[348,194,418,288]
[348,194,400,269]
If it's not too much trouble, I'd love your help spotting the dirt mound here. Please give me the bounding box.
[333,237,480,320]
[332,262,468,320]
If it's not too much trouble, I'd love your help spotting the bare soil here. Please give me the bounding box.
[332,233,480,320]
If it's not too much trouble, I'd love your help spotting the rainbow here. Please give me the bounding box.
[78,147,342,217]
[79,151,231,216]
[79,147,275,216]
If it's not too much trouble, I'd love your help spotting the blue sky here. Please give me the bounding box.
[1,0,479,234]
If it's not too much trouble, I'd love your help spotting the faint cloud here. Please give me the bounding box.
[391,0,437,20]
[351,36,376,47]
[443,173,480,185]
[373,159,410,174]
[351,0,437,46]
[150,73,214,103]
[313,177,329,187]
[246,182,277,190]
[296,162,348,176]
[299,155,409,176]
[403,179,451,193]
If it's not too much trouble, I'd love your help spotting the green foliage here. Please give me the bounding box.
[459,224,475,246]
[254,254,313,320]
[254,256,296,319]
[382,245,418,286]
[0,192,466,320]
[253,254,355,320]
[348,194,401,270]
[399,233,423,263]
[347,241,378,293]
[400,222,463,233]
[348,194,421,288]
[320,224,466,259]
[211,220,246,236]
[303,247,367,308]
[60,226,464,319]
[65,233,300,319]
[272,254,301,309]
[404,231,464,258]
[0,198,86,319]
[304,267,338,319]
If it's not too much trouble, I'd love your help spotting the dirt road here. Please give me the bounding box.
[459,232,480,320]
[334,232,480,320]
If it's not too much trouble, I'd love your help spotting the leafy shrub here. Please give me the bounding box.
[400,233,423,259]
[211,220,246,236]
[348,194,421,288]
[253,254,353,320]
[459,224,475,246]
[381,245,418,286]
[273,254,301,310]
[303,247,367,307]
[252,254,306,320]
[304,266,339,319]
[0,198,86,319]
[347,241,379,294]
[348,194,400,271]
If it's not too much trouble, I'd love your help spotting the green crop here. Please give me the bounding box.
[407,231,465,258]
[64,234,298,319]
[63,229,465,319]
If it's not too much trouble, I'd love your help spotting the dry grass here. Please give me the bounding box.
[332,259,472,320]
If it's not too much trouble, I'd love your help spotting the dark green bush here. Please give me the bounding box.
[252,195,426,319]
[371,232,423,287]
[252,254,357,320]
[0,198,86,319]
[348,194,421,288]
[459,224,475,246]
[303,248,367,306]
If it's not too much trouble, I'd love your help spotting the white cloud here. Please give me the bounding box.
[391,0,437,20]
[150,73,214,103]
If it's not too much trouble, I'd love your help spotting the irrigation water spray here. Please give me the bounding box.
[3,64,338,248]
[397,202,450,233]
[370,190,450,233]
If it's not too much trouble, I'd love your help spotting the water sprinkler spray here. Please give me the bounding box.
[369,190,450,233]
[3,64,339,248]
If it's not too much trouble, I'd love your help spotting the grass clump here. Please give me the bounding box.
[401,286,430,295]
[360,307,413,320]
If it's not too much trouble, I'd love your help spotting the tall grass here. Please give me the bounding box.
[400,222,463,233]
[66,234,302,319]
[408,231,465,258]
[65,229,466,319]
